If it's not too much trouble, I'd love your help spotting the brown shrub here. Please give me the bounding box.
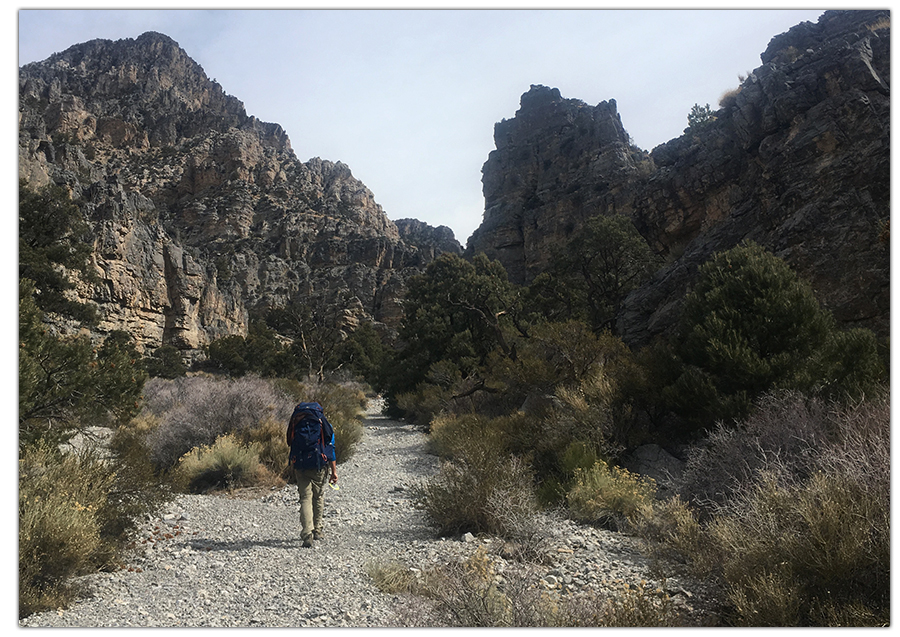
[142,376,295,469]
[414,441,540,542]
[650,392,890,626]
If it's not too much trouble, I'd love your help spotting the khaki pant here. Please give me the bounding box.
[295,466,328,541]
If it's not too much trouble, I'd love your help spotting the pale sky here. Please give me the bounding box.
[17,4,829,245]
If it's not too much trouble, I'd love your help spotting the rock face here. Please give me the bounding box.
[469,10,890,346]
[19,32,458,356]
[468,85,652,285]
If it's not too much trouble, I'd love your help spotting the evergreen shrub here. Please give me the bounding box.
[664,241,885,431]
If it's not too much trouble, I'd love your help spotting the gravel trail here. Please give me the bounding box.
[20,401,707,627]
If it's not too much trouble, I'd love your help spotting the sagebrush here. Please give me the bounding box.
[642,392,890,626]
[142,375,296,469]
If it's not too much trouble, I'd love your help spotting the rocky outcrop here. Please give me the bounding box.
[19,32,458,356]
[395,218,463,260]
[467,85,652,285]
[468,10,890,346]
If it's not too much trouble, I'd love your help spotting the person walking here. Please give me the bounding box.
[286,401,338,548]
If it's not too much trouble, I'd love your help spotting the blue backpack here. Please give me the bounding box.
[286,402,334,471]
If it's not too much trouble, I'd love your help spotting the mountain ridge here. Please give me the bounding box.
[19,10,889,361]
[467,9,889,346]
[19,31,461,358]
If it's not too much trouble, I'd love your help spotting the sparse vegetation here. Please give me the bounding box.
[141,375,296,470]
[137,374,364,484]
[865,16,890,32]
[386,238,888,627]
[19,438,170,618]
[718,86,742,108]
[414,442,540,540]
[17,37,891,623]
[368,546,681,627]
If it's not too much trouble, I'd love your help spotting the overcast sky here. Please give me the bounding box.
[18,5,828,244]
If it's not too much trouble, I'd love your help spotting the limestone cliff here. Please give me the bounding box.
[468,10,890,346]
[19,32,458,356]
[467,85,652,285]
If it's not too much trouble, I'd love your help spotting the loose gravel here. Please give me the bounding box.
[20,400,711,627]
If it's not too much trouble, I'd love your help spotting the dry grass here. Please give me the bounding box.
[865,16,890,32]
[369,547,681,627]
[641,392,890,626]
[414,446,541,542]
[566,460,657,529]
[718,86,742,108]
[142,376,295,469]
[172,434,266,493]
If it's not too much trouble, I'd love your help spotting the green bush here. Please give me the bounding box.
[527,214,660,333]
[686,103,714,130]
[173,434,266,493]
[19,445,114,617]
[206,335,251,376]
[331,320,389,389]
[383,252,522,408]
[395,383,454,429]
[19,282,147,449]
[143,345,187,379]
[664,242,885,431]
[19,180,97,323]
[536,440,602,506]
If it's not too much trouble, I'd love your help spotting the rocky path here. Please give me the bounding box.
[20,401,709,627]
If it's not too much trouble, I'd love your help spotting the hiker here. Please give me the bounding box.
[286,401,338,548]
